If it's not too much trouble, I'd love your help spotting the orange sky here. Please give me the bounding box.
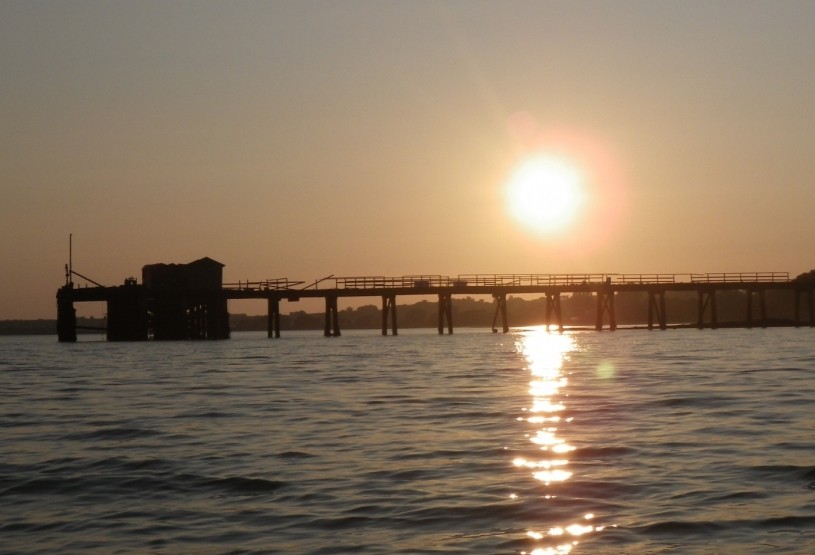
[2,1,814,319]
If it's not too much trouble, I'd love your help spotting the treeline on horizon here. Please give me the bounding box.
[3,287,812,336]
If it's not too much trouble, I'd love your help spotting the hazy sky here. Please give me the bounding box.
[3,1,815,319]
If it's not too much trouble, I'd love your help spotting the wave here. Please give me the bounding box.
[635,514,815,536]
[0,456,287,499]
[63,427,164,441]
[275,450,316,459]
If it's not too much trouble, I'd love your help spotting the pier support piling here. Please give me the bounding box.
[56,285,77,343]
[808,289,814,327]
[268,297,281,338]
[596,284,616,331]
[697,290,718,329]
[794,288,815,327]
[746,289,768,328]
[545,292,563,332]
[746,289,753,328]
[438,293,453,334]
[647,290,667,330]
[491,294,508,333]
[324,295,341,337]
[382,294,398,335]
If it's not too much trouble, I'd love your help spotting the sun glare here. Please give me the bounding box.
[505,156,585,235]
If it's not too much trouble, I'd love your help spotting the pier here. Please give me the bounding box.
[55,258,815,341]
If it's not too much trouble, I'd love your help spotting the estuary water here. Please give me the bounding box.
[1,328,815,554]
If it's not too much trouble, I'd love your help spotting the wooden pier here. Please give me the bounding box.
[56,259,815,341]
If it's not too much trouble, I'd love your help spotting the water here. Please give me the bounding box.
[1,328,815,554]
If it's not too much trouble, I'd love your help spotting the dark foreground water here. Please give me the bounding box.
[2,328,815,554]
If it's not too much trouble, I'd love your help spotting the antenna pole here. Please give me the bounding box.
[69,234,73,285]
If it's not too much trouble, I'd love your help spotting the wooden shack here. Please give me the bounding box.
[142,257,230,340]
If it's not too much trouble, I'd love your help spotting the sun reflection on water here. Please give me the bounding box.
[514,329,602,554]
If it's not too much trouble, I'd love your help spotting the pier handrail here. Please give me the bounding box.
[226,272,792,291]
[614,274,676,284]
[457,273,614,286]
[224,278,306,291]
[689,272,790,284]
[334,276,403,289]
[333,273,687,288]
[334,275,462,289]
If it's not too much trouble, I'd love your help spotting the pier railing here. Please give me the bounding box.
[333,275,464,289]
[332,273,682,289]
[224,278,305,291]
[457,273,613,286]
[616,274,676,284]
[689,272,789,283]
[225,272,791,292]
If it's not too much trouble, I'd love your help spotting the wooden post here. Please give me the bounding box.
[759,289,767,328]
[268,297,280,338]
[438,293,453,334]
[798,288,815,327]
[545,292,563,332]
[711,290,718,329]
[324,295,340,337]
[491,293,508,333]
[382,295,397,336]
[746,289,753,328]
[659,290,666,330]
[56,285,77,342]
[647,290,667,330]
[810,289,814,327]
[698,289,718,329]
[596,281,616,331]
[794,289,801,327]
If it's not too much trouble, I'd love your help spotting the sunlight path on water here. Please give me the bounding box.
[514,329,606,554]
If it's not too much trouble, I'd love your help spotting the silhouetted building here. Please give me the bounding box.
[142,257,229,340]
[142,257,224,292]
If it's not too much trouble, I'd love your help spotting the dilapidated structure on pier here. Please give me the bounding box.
[57,257,230,342]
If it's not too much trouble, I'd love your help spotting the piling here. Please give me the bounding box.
[596,280,616,331]
[382,294,398,336]
[545,292,564,332]
[56,285,77,342]
[324,295,340,337]
[438,293,453,334]
[268,297,281,338]
[491,293,508,333]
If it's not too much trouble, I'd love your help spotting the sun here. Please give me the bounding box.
[505,155,585,235]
